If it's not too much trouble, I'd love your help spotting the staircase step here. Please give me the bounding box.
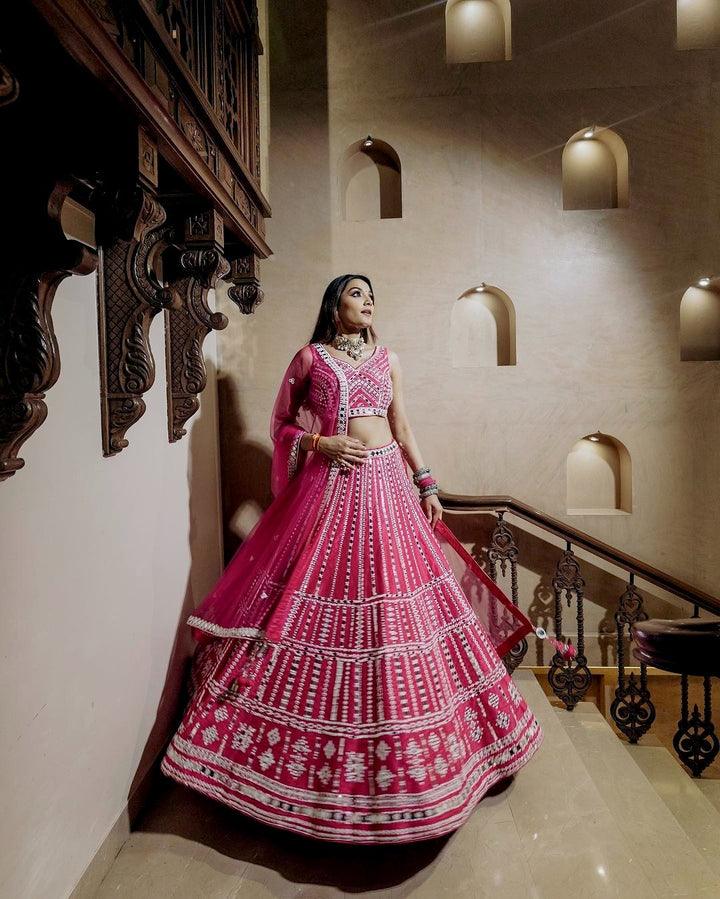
[695,779,720,816]
[550,697,720,896]
[624,742,720,878]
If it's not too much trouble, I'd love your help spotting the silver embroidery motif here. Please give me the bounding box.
[344,752,367,783]
[376,767,395,790]
[201,725,219,746]
[375,740,391,760]
[231,723,256,752]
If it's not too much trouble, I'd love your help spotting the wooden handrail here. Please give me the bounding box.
[440,493,720,616]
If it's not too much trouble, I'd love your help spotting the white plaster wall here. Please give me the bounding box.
[0,272,223,899]
[220,0,720,603]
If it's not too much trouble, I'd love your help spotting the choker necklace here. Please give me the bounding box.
[333,333,365,361]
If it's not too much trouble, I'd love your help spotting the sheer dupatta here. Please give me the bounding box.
[189,345,340,642]
[436,520,575,661]
[435,521,532,656]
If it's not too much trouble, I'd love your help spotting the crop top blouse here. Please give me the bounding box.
[314,343,393,418]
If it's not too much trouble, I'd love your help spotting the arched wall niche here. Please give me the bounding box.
[562,126,629,210]
[680,277,720,361]
[450,283,516,367]
[567,433,632,515]
[676,0,720,50]
[341,137,402,221]
[445,0,512,64]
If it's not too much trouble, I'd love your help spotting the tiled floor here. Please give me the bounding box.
[93,673,720,898]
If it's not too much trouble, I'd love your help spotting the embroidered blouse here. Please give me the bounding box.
[270,343,392,496]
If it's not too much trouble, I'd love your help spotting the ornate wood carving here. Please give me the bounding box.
[164,210,230,442]
[0,179,98,481]
[227,253,263,314]
[0,58,20,107]
[0,1,269,481]
[96,171,175,456]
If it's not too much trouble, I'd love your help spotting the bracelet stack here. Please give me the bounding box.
[413,466,439,500]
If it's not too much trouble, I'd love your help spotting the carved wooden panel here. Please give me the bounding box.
[0,180,98,481]
[0,1,269,481]
[96,181,175,456]
[34,0,270,256]
[164,211,230,442]
[227,253,263,315]
[0,60,20,107]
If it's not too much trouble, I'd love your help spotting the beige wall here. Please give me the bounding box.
[219,0,719,622]
[0,272,223,898]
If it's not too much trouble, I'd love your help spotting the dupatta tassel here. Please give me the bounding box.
[535,627,577,661]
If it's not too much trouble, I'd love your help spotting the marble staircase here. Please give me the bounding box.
[87,671,720,898]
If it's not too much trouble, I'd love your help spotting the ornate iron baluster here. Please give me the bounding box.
[673,674,720,777]
[487,512,527,673]
[610,574,655,742]
[548,543,591,710]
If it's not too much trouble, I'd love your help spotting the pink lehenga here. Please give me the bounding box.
[161,344,543,843]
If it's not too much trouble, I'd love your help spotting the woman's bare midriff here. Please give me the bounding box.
[347,416,394,449]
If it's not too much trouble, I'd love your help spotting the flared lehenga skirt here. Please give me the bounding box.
[161,442,542,843]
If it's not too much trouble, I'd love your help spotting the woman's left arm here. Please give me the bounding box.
[387,352,443,529]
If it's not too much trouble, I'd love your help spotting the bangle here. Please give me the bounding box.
[419,483,439,499]
[310,433,321,452]
[416,476,435,489]
[413,466,431,485]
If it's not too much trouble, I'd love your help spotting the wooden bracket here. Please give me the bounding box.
[95,131,176,456]
[0,178,98,481]
[164,210,230,442]
[226,253,263,315]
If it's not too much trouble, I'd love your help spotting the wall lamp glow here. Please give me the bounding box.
[583,126,596,139]
[587,432,601,442]
[698,277,712,287]
[475,282,487,293]
[363,135,373,148]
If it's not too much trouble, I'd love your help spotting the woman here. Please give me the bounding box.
[161,274,545,844]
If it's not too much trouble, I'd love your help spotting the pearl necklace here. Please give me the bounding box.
[333,333,365,361]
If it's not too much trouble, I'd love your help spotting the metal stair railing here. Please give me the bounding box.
[441,493,720,775]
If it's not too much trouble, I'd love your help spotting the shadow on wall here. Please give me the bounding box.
[218,374,273,563]
[127,360,226,820]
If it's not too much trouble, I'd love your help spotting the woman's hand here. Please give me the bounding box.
[318,435,368,468]
[421,494,443,529]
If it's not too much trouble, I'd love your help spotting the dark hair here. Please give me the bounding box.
[309,274,378,345]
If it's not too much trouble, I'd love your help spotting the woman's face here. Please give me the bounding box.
[336,279,374,333]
